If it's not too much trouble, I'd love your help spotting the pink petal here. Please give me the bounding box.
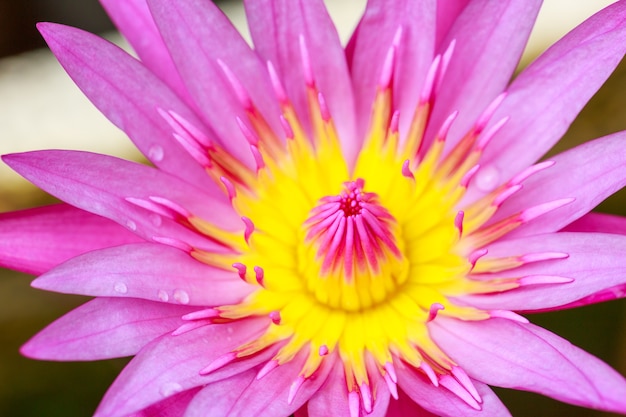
[3,150,239,252]
[94,317,268,417]
[397,363,511,416]
[187,351,334,417]
[425,0,540,153]
[244,0,357,164]
[32,243,252,306]
[562,212,626,235]
[430,317,626,414]
[37,22,220,192]
[386,390,438,417]
[147,0,281,166]
[306,362,390,417]
[347,0,435,142]
[21,298,194,360]
[552,283,626,311]
[99,0,191,102]
[227,350,334,416]
[488,132,626,238]
[0,203,141,275]
[457,232,626,311]
[473,1,626,194]
[183,370,258,417]
[435,0,470,46]
[126,387,201,417]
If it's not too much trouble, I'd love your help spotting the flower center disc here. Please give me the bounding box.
[302,178,409,312]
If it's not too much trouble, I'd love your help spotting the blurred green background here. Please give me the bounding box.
[1,1,626,416]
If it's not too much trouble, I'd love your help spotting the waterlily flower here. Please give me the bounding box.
[3,0,626,415]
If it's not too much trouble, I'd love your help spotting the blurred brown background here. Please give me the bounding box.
[0,1,625,416]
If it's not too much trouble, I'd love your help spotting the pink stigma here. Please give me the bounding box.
[304,179,400,279]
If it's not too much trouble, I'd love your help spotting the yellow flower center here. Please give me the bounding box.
[161,37,568,412]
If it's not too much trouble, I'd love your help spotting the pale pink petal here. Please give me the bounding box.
[32,243,252,306]
[347,0,435,142]
[562,212,626,235]
[397,363,511,416]
[37,23,220,191]
[430,317,626,414]
[99,0,191,102]
[21,298,194,360]
[2,150,239,252]
[126,387,201,417]
[473,1,626,194]
[244,0,357,164]
[147,0,281,166]
[94,317,269,417]
[487,132,626,238]
[425,0,540,152]
[457,232,626,311]
[0,203,140,275]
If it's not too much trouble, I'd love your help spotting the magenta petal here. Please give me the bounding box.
[244,0,357,164]
[126,387,201,417]
[430,317,626,414]
[37,22,219,192]
[3,150,238,251]
[94,317,268,417]
[475,1,626,192]
[425,0,540,151]
[0,203,141,275]
[396,363,511,417]
[21,298,194,360]
[32,243,252,306]
[99,0,191,102]
[147,0,281,166]
[457,232,626,311]
[490,132,626,237]
[562,212,626,235]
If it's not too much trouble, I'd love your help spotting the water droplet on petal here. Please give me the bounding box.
[173,289,190,305]
[226,326,234,334]
[475,165,500,192]
[114,282,128,294]
[150,213,162,227]
[159,382,183,398]
[126,220,137,231]
[158,290,169,302]
[148,145,165,162]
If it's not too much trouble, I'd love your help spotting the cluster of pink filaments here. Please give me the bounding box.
[304,178,401,279]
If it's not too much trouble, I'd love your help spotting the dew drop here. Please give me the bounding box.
[173,289,190,305]
[150,213,163,227]
[158,290,169,302]
[126,220,137,231]
[148,145,165,162]
[114,282,128,294]
[159,382,183,398]
[475,165,500,192]
[226,326,234,334]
